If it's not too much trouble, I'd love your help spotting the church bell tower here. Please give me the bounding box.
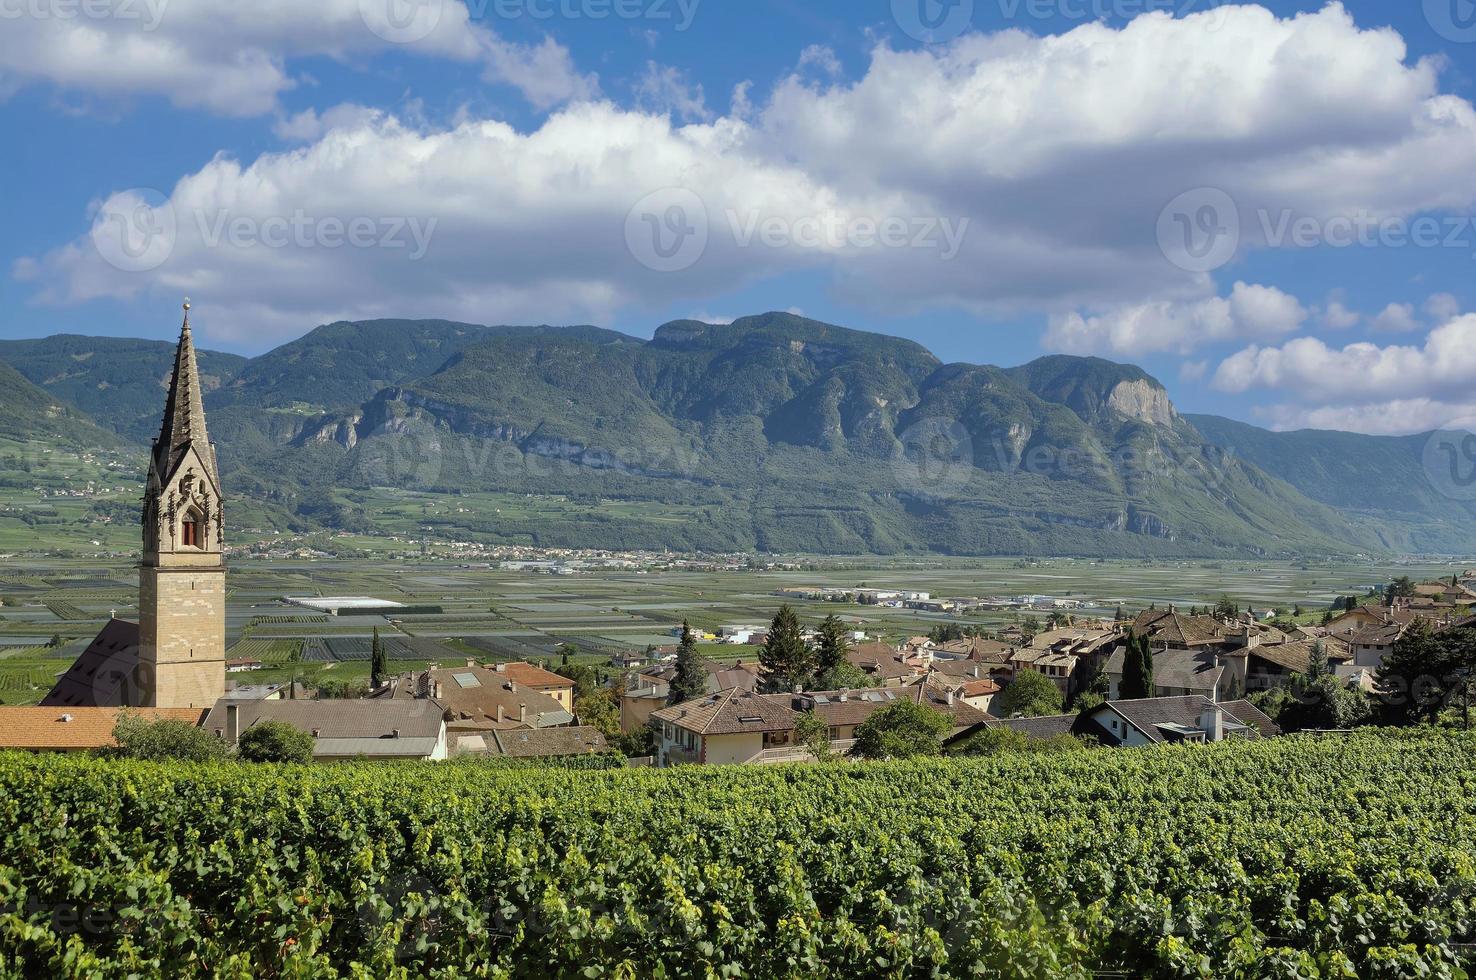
[138,300,226,708]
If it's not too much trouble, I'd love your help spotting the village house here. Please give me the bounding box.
[0,707,206,754]
[378,661,574,734]
[956,695,1279,749]
[201,700,450,761]
[618,659,763,733]
[459,725,609,758]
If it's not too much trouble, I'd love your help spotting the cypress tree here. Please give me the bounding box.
[815,614,850,681]
[370,627,388,689]
[668,620,709,705]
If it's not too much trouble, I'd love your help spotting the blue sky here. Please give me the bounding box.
[3,0,1476,434]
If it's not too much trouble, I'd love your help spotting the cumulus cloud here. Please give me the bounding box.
[0,0,588,115]
[19,3,1476,349]
[634,62,709,122]
[1372,302,1421,333]
[1043,282,1307,355]
[1212,316,1476,433]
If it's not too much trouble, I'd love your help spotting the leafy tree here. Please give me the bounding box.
[47,633,63,648]
[1378,623,1475,725]
[1385,576,1417,606]
[927,623,963,644]
[793,710,835,762]
[315,679,371,700]
[1120,632,1155,700]
[106,714,227,762]
[575,687,621,738]
[1213,596,1239,619]
[668,621,709,705]
[760,605,812,693]
[815,615,852,680]
[557,642,581,664]
[1021,615,1041,642]
[996,670,1064,718]
[1072,691,1107,715]
[237,720,315,764]
[814,659,872,691]
[851,699,951,759]
[370,627,388,689]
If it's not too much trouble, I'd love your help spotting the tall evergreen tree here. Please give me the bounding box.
[370,627,387,689]
[668,620,709,705]
[760,604,813,693]
[1120,632,1154,700]
[815,614,851,680]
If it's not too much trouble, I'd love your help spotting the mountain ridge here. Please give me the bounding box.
[2,312,1470,556]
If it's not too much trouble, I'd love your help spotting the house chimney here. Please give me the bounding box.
[496,704,505,724]
[505,681,517,693]
[433,681,444,700]
[973,665,981,679]
[466,657,476,668]
[226,703,239,744]
[518,703,527,724]
[392,728,401,739]
[1198,703,1223,742]
[946,690,955,706]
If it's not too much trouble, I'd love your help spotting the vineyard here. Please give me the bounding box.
[0,731,1474,977]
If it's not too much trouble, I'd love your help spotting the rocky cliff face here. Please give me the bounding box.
[1107,379,1178,426]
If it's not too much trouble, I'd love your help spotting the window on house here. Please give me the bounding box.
[182,514,202,548]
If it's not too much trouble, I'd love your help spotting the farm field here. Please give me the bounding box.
[0,730,1471,976]
[0,553,1465,704]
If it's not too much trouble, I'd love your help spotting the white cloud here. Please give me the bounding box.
[1043,282,1307,355]
[1371,302,1420,332]
[0,0,587,115]
[634,62,709,122]
[1425,292,1462,323]
[1321,298,1361,330]
[272,103,383,142]
[21,3,1476,349]
[1213,315,1476,406]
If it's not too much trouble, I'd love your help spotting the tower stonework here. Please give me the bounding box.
[138,301,226,709]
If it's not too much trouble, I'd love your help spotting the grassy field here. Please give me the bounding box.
[0,552,1467,704]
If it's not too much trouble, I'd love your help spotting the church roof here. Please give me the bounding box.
[39,619,141,708]
[152,301,217,487]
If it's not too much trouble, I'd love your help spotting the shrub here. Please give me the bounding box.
[105,714,227,762]
[851,698,951,759]
[236,720,315,764]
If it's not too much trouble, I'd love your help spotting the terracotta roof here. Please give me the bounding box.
[40,619,141,708]
[497,662,575,689]
[0,706,204,751]
[959,678,1001,697]
[488,725,609,758]
[652,689,796,735]
[385,664,572,729]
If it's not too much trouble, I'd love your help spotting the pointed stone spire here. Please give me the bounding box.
[153,298,217,485]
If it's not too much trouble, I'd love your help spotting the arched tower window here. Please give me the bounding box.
[181,510,203,549]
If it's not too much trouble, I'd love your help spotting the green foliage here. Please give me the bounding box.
[1213,595,1240,619]
[948,726,1093,756]
[668,620,708,705]
[996,670,1065,718]
[1386,575,1417,605]
[793,710,834,762]
[1378,623,1476,725]
[236,720,315,764]
[1120,631,1154,700]
[928,622,964,643]
[814,660,872,691]
[851,698,951,759]
[814,614,851,680]
[3,732,1473,975]
[370,627,387,690]
[104,714,227,763]
[759,604,812,694]
[575,688,621,739]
